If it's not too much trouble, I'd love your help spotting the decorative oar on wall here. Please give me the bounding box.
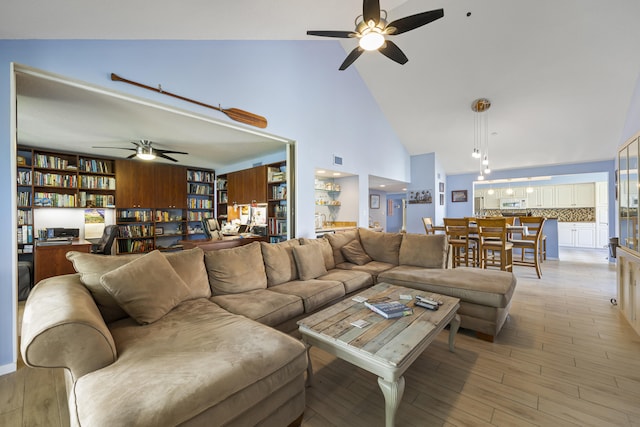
[110,73,268,129]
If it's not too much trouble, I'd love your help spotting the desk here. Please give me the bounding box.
[179,235,267,251]
[34,239,92,283]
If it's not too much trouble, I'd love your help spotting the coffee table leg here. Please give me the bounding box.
[449,314,461,352]
[301,340,314,387]
[378,376,405,427]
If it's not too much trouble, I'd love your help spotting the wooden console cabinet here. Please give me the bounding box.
[34,240,92,283]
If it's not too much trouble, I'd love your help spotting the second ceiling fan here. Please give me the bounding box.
[307,0,444,70]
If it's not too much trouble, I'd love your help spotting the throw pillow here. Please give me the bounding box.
[299,237,335,270]
[100,250,192,325]
[341,239,372,266]
[326,229,359,265]
[260,240,300,286]
[66,251,142,323]
[292,244,328,281]
[204,241,268,294]
[399,233,448,268]
[164,248,211,299]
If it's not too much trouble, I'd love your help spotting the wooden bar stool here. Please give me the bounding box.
[511,217,546,278]
[444,217,476,267]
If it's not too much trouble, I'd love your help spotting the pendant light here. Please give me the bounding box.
[471,98,491,175]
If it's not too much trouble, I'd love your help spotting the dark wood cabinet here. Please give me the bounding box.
[115,159,155,208]
[154,163,187,209]
[227,165,267,205]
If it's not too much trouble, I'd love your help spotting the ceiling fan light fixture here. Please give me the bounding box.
[359,31,385,51]
[136,145,156,161]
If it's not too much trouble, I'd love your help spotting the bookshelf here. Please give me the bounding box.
[267,161,288,242]
[216,174,228,226]
[186,168,215,239]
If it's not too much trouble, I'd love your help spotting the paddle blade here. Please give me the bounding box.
[363,0,381,25]
[379,41,408,65]
[222,108,268,129]
[307,30,354,38]
[339,47,364,70]
[388,9,444,35]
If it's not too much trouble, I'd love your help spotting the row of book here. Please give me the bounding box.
[187,170,214,183]
[18,191,31,207]
[17,170,31,185]
[78,158,113,174]
[80,175,116,190]
[117,239,154,254]
[17,209,33,225]
[33,171,78,188]
[268,218,287,236]
[17,225,33,244]
[118,225,153,238]
[118,209,152,222]
[34,192,76,207]
[34,154,75,170]
[187,211,211,221]
[188,198,212,209]
[267,166,285,182]
[272,204,287,219]
[270,184,287,200]
[187,183,212,195]
[79,192,115,208]
[216,178,227,190]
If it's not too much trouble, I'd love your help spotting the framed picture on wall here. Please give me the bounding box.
[439,182,444,193]
[451,190,468,203]
[370,194,380,209]
[440,193,445,205]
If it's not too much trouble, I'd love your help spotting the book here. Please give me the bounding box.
[364,300,413,319]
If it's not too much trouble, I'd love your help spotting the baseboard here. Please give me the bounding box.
[0,362,17,377]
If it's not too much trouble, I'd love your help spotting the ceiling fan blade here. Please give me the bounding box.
[157,152,179,162]
[92,146,136,151]
[307,30,354,39]
[158,150,189,155]
[363,0,381,25]
[379,40,408,65]
[387,9,444,35]
[127,153,137,159]
[339,47,364,71]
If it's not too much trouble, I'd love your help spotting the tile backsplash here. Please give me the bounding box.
[482,208,596,222]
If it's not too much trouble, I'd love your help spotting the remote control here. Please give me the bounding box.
[416,296,441,306]
[415,300,439,310]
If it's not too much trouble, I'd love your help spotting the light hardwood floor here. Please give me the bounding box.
[4,249,639,427]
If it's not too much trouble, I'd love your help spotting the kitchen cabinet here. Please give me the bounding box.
[554,183,595,208]
[558,222,596,248]
[527,186,555,208]
[476,188,500,208]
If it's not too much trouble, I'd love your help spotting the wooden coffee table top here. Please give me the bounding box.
[298,282,460,369]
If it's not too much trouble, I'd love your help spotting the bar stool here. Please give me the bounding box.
[511,217,546,278]
[476,217,513,272]
[444,217,476,267]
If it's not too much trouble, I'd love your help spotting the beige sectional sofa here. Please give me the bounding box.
[20,228,516,427]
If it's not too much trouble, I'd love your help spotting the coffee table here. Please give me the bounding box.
[298,282,460,427]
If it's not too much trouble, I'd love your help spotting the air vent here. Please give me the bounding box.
[333,155,343,166]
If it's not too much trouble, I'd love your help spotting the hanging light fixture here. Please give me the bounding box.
[471,98,491,175]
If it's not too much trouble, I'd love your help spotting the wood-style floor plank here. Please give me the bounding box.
[3,248,639,427]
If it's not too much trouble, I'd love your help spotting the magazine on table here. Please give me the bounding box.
[364,300,413,319]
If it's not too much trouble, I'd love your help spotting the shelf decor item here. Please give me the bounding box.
[452,190,468,203]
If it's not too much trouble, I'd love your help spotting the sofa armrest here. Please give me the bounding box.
[20,274,117,381]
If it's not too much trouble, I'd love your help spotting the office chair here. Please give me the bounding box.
[91,225,119,255]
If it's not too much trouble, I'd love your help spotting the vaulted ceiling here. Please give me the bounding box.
[4,0,640,176]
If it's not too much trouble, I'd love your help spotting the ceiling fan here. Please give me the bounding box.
[307,0,444,70]
[93,140,188,162]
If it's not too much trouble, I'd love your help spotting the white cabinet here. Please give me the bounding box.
[527,186,555,208]
[558,222,596,248]
[479,188,500,208]
[555,183,595,208]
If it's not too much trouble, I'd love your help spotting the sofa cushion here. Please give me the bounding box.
[292,244,328,280]
[100,250,193,325]
[76,299,307,427]
[260,240,299,286]
[164,247,211,299]
[204,242,267,294]
[340,239,372,266]
[378,266,516,308]
[299,237,335,270]
[336,260,395,282]
[326,229,359,265]
[399,233,449,268]
[358,227,402,265]
[270,279,345,312]
[318,269,374,293]
[211,289,304,327]
[66,251,142,323]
